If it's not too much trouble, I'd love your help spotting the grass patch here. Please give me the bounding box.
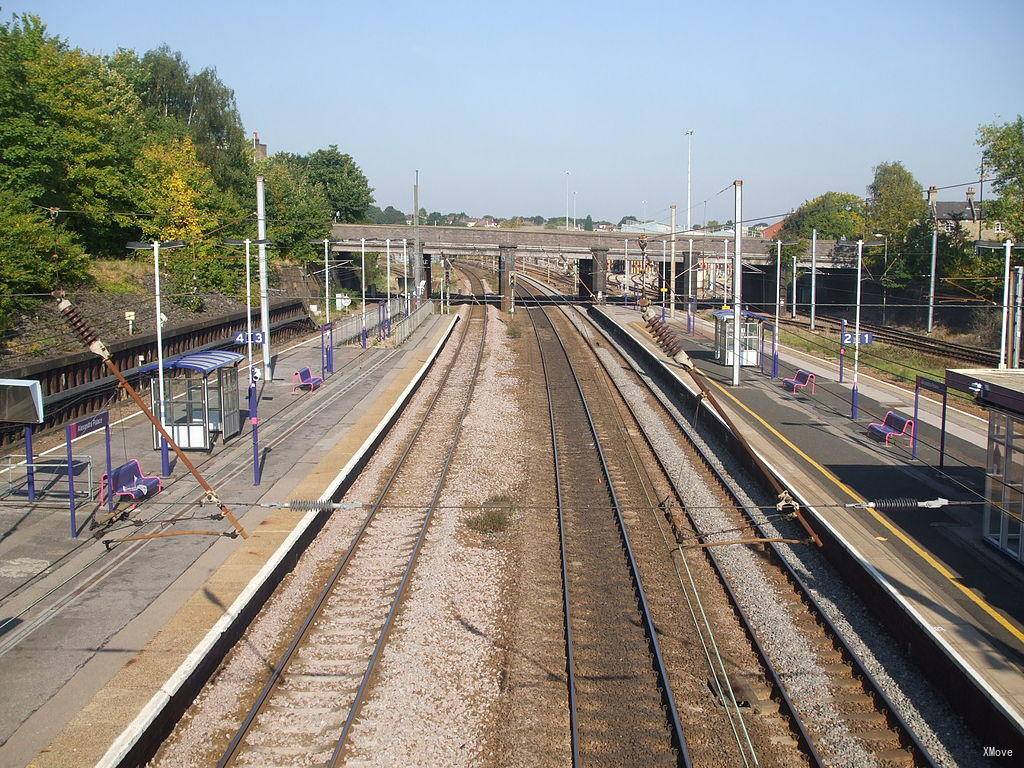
[505,318,521,339]
[90,258,148,295]
[467,495,514,534]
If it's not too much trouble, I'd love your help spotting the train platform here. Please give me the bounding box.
[0,309,457,768]
[596,304,1024,742]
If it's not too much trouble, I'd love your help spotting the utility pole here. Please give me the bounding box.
[402,238,410,315]
[565,171,570,231]
[385,238,392,334]
[774,240,782,379]
[687,238,694,332]
[853,240,864,418]
[685,130,694,232]
[670,205,677,318]
[1000,239,1012,369]
[256,176,272,378]
[573,191,577,230]
[791,248,797,319]
[360,239,368,349]
[810,229,817,330]
[732,181,742,387]
[414,170,421,305]
[322,238,332,327]
[927,229,938,333]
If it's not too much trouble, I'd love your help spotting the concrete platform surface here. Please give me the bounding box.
[0,313,451,768]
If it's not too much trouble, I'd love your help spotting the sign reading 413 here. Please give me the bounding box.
[234,331,264,345]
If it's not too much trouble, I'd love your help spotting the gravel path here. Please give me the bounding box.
[343,305,519,767]
[149,307,473,768]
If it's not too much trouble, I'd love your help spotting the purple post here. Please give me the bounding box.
[839,318,846,384]
[104,424,114,512]
[249,383,261,486]
[688,299,695,334]
[66,425,76,538]
[25,425,35,502]
[852,384,859,420]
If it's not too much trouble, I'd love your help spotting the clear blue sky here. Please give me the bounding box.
[15,0,1024,226]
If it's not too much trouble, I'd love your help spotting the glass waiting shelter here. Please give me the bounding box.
[712,308,763,367]
[946,368,1024,564]
[140,350,243,451]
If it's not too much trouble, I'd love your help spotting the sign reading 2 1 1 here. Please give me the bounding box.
[234,331,265,344]
[841,331,874,345]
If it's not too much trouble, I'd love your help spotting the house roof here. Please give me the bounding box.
[761,219,786,240]
[935,200,985,221]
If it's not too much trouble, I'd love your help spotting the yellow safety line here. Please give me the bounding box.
[705,377,1024,646]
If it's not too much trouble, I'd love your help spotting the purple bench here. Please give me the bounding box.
[868,411,915,446]
[99,460,161,505]
[783,369,816,394]
[291,366,324,394]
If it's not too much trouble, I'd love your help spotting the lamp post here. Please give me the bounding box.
[385,238,392,334]
[565,171,570,231]
[685,130,694,233]
[402,238,410,315]
[642,199,647,226]
[310,238,344,369]
[127,239,185,477]
[852,239,872,419]
[573,191,577,230]
[810,229,818,330]
[225,238,273,485]
[360,239,368,348]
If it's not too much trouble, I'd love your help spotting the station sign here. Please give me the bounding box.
[841,331,874,345]
[234,331,265,345]
[68,410,109,439]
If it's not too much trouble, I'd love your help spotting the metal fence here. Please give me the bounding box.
[389,300,436,347]
[0,455,93,501]
[331,298,407,346]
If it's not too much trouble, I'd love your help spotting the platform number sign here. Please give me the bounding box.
[234,331,264,345]
[841,331,874,345]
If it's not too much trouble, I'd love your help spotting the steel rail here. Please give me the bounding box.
[560,292,939,768]
[217,278,485,768]
[328,281,489,765]
[518,281,692,768]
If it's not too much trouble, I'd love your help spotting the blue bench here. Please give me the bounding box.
[783,369,816,394]
[291,366,324,394]
[868,411,915,446]
[100,460,161,505]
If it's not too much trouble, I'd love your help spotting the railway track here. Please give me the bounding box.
[517,260,998,366]
[778,313,999,366]
[214,286,488,767]
[519,283,690,767]
[517,271,937,767]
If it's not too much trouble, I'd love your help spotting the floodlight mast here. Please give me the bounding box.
[54,292,249,540]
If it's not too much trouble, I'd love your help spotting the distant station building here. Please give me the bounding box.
[947,368,1024,563]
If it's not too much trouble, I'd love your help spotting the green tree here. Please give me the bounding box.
[0,196,88,332]
[295,145,373,223]
[131,136,222,242]
[259,155,332,259]
[583,214,594,231]
[978,117,1024,240]
[866,161,926,243]
[780,192,867,241]
[133,45,252,199]
[0,14,143,253]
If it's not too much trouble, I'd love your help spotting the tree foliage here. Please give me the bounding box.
[0,12,376,328]
[866,161,926,243]
[979,116,1024,240]
[780,192,866,241]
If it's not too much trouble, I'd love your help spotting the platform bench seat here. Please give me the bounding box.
[868,411,915,446]
[783,369,816,394]
[291,366,324,393]
[100,460,161,505]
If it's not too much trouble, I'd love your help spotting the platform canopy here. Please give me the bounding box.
[711,308,769,321]
[138,350,244,376]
